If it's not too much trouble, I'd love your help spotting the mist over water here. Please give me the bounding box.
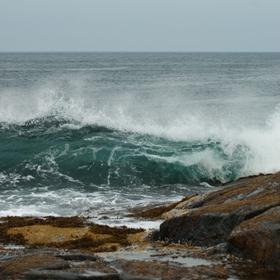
[1,52,280,222]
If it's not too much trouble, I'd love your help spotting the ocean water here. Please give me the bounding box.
[0,52,280,226]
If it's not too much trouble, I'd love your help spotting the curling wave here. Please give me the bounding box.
[1,83,280,188]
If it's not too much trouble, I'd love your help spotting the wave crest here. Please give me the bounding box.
[1,80,280,184]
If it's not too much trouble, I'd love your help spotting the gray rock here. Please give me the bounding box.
[25,269,120,280]
[57,253,97,262]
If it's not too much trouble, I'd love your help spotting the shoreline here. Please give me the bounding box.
[1,172,280,279]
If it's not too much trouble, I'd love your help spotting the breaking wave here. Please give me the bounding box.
[1,81,280,189]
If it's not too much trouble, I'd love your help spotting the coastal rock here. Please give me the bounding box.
[57,253,97,262]
[116,260,227,280]
[2,173,280,277]
[228,206,280,267]
[129,196,195,220]
[25,269,120,280]
[0,217,144,252]
[0,254,69,279]
[156,173,280,245]
[0,250,120,279]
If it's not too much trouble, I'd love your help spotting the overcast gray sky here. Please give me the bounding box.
[0,0,279,52]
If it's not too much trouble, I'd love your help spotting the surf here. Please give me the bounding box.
[1,86,280,187]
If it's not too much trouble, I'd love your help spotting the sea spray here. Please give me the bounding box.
[1,52,280,219]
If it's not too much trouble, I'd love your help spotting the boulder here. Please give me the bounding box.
[228,206,280,267]
[156,173,280,245]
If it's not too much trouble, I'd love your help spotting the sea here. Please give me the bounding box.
[1,52,280,227]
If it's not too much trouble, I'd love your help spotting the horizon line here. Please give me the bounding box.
[0,50,280,54]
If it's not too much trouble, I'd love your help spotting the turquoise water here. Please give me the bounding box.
[1,53,280,220]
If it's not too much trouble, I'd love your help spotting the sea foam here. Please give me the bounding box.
[1,78,280,180]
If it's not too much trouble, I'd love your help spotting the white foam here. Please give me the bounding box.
[1,77,280,179]
[0,185,181,228]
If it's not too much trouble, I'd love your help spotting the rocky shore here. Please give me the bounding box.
[1,172,280,279]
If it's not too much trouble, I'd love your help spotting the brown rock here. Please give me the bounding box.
[130,196,196,220]
[0,216,143,252]
[156,172,280,245]
[25,270,120,280]
[0,249,120,279]
[228,206,280,267]
[0,255,69,278]
[117,260,227,280]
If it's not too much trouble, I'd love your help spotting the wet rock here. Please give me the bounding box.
[161,192,211,220]
[57,253,97,262]
[156,173,280,245]
[0,216,143,252]
[0,248,121,279]
[25,269,84,280]
[228,206,280,268]
[129,196,195,220]
[116,260,227,280]
[0,254,69,279]
[25,269,120,280]
[2,173,280,278]
[158,212,239,245]
[120,273,161,280]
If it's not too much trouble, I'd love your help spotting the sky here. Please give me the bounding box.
[0,0,279,52]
